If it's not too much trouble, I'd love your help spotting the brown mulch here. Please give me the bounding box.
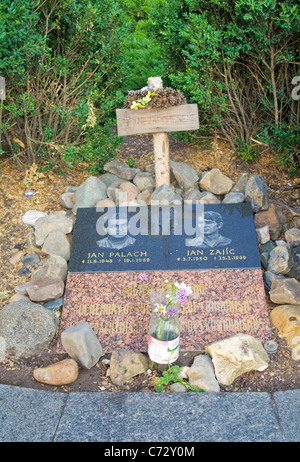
[0,133,299,394]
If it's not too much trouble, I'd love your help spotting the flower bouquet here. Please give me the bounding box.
[139,274,192,368]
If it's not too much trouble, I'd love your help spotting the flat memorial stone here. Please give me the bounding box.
[59,203,271,352]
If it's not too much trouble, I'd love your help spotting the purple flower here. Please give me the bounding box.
[138,273,148,281]
[168,307,178,317]
[176,289,188,305]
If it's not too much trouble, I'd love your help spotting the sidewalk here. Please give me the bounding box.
[0,384,299,442]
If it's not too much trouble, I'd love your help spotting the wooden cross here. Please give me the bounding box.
[116,77,199,188]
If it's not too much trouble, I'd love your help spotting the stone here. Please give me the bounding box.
[31,255,68,282]
[137,188,153,205]
[73,176,107,212]
[106,182,123,203]
[196,191,221,204]
[22,210,48,226]
[256,226,270,245]
[285,227,300,246]
[254,204,284,240]
[170,382,187,393]
[104,161,138,180]
[267,243,294,275]
[27,277,65,302]
[118,181,140,204]
[269,278,300,305]
[33,358,79,385]
[288,245,300,278]
[207,334,269,386]
[222,192,245,204]
[188,354,220,392]
[109,349,149,386]
[0,299,58,357]
[22,253,40,267]
[150,184,182,205]
[133,172,155,191]
[9,293,29,302]
[270,304,300,355]
[170,160,199,189]
[8,251,23,265]
[44,296,64,311]
[263,271,285,293]
[199,169,233,196]
[14,282,32,295]
[244,175,269,212]
[95,198,116,209]
[61,322,103,369]
[183,189,203,202]
[231,174,248,193]
[99,172,124,187]
[42,231,71,261]
[58,192,74,209]
[34,210,73,246]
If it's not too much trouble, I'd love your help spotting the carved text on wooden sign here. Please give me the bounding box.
[116,104,199,136]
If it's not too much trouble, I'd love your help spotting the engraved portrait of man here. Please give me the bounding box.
[96,215,136,250]
[186,211,232,248]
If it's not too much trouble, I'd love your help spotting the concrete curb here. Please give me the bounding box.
[0,385,299,442]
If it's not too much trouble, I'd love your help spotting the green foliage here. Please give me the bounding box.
[154,364,204,393]
[149,0,300,173]
[0,0,127,172]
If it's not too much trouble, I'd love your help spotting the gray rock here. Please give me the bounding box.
[41,231,71,261]
[44,296,64,311]
[183,189,203,203]
[109,349,149,386]
[188,354,220,392]
[170,382,187,393]
[14,282,32,295]
[0,300,58,357]
[231,174,248,193]
[99,172,124,187]
[170,160,199,189]
[73,176,107,212]
[22,253,40,267]
[26,277,65,302]
[106,181,123,203]
[199,168,233,195]
[267,244,294,275]
[197,191,221,204]
[222,192,245,204]
[285,227,300,247]
[104,161,138,180]
[263,271,285,293]
[31,255,68,282]
[207,334,269,386]
[256,225,270,245]
[22,210,48,227]
[34,211,74,246]
[133,172,155,191]
[269,278,300,305]
[150,184,181,205]
[287,245,300,278]
[61,322,103,369]
[245,175,269,212]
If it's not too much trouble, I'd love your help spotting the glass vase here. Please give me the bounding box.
[148,311,180,370]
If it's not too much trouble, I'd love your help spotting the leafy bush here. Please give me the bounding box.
[0,0,127,172]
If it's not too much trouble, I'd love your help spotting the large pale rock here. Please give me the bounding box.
[58,192,74,209]
[222,192,245,204]
[27,277,65,302]
[34,210,73,246]
[109,349,149,386]
[31,255,68,282]
[285,227,300,246]
[269,278,300,305]
[0,300,58,357]
[22,210,48,226]
[207,334,269,386]
[267,243,294,275]
[33,358,79,385]
[245,175,269,212]
[188,354,220,392]
[118,181,140,204]
[256,225,270,245]
[42,230,71,261]
[61,322,103,369]
[73,176,107,212]
[199,169,233,196]
[104,161,138,180]
[150,184,182,205]
[270,305,300,358]
[170,160,199,189]
[254,204,285,240]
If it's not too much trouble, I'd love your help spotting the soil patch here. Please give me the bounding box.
[0,133,299,393]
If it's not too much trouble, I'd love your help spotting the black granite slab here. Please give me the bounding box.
[68,203,261,273]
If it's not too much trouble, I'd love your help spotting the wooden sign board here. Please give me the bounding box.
[116,104,199,136]
[0,77,6,101]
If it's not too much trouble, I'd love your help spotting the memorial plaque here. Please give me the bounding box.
[58,203,271,352]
